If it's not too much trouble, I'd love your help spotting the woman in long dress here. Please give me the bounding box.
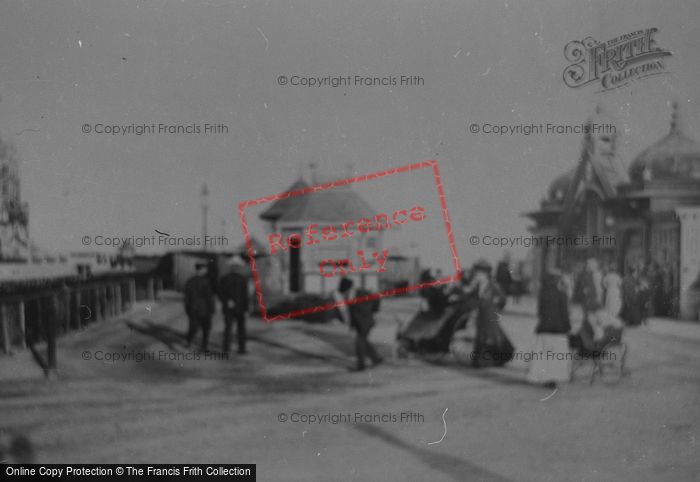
[621,266,645,325]
[528,272,572,388]
[470,260,514,368]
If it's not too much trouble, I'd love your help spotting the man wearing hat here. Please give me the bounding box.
[333,277,383,371]
[218,255,250,354]
[184,262,216,351]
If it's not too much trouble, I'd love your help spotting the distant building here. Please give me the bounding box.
[0,250,133,281]
[154,251,217,291]
[379,254,421,292]
[0,136,29,262]
[258,171,383,295]
[525,102,700,320]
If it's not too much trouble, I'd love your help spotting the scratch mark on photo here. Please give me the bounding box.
[428,408,448,445]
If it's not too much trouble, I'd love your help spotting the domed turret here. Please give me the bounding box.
[546,103,625,204]
[629,102,700,183]
[547,167,576,203]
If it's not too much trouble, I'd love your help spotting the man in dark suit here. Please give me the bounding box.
[184,262,216,351]
[334,277,383,371]
[218,255,250,354]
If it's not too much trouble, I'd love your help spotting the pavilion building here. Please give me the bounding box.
[525,102,700,320]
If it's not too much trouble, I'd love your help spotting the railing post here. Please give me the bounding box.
[106,285,113,319]
[91,287,97,322]
[64,289,71,333]
[147,278,154,301]
[111,284,117,317]
[18,300,26,349]
[35,297,42,341]
[1,303,10,355]
[100,286,107,321]
[129,279,137,306]
[47,295,58,372]
[92,286,102,321]
[75,289,82,329]
[115,283,122,314]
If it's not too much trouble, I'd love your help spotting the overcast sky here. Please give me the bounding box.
[1,0,699,271]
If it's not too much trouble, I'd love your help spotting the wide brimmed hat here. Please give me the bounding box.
[472,259,492,273]
[227,255,245,266]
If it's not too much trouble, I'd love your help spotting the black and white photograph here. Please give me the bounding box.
[1,1,699,480]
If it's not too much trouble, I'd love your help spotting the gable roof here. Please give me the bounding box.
[259,179,376,223]
[560,153,627,228]
[259,179,309,221]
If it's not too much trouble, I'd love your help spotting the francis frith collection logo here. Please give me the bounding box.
[563,28,671,91]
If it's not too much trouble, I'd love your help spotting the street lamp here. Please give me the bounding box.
[201,183,209,249]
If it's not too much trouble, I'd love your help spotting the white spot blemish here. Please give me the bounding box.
[78,40,82,47]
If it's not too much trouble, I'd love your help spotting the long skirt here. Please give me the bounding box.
[472,322,515,368]
[527,334,571,383]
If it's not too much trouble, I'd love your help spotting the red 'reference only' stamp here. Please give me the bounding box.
[238,160,461,322]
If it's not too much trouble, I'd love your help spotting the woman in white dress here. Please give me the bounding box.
[602,265,623,317]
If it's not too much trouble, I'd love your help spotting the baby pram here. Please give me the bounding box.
[569,310,628,384]
[395,296,477,361]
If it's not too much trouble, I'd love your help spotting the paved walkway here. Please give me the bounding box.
[1,293,698,481]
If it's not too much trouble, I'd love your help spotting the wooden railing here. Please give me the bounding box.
[0,272,163,375]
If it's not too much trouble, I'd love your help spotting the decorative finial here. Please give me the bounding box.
[670,100,680,133]
[308,161,318,184]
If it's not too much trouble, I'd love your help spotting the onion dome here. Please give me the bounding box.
[629,102,700,182]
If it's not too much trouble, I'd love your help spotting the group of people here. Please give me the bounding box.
[528,257,628,388]
[620,260,678,323]
[415,261,515,368]
[331,263,516,372]
[495,253,528,305]
[185,258,384,371]
[573,257,641,327]
[411,255,643,388]
[180,251,660,383]
[183,256,249,354]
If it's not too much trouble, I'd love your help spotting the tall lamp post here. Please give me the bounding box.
[200,183,209,251]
